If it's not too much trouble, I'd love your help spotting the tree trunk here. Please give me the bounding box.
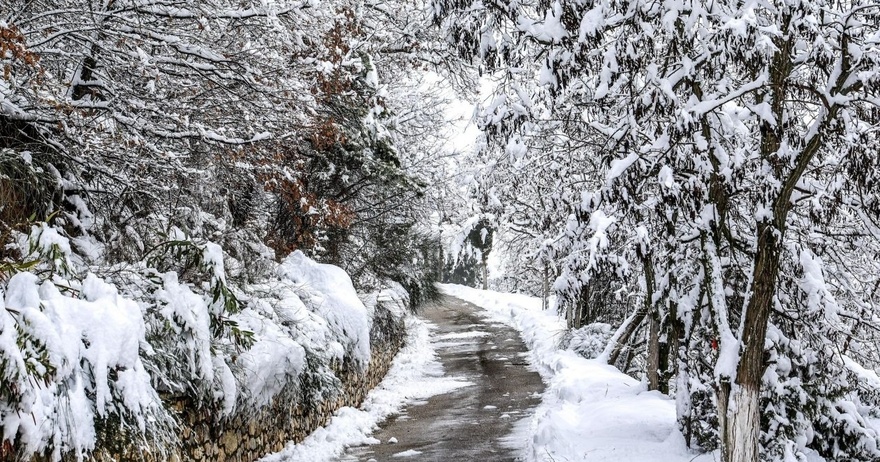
[568,303,575,328]
[718,223,780,462]
[658,302,682,395]
[647,312,661,391]
[642,254,660,390]
[574,288,587,329]
[606,304,648,365]
[481,257,488,290]
[437,238,444,282]
[718,382,761,462]
[70,0,117,101]
[715,31,797,458]
[542,264,550,311]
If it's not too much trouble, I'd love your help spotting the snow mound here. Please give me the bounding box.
[278,251,371,366]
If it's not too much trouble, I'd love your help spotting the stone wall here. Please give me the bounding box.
[86,302,406,462]
[175,339,402,462]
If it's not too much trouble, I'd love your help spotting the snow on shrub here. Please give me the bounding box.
[1,272,170,460]
[233,281,342,409]
[1,225,396,461]
[361,280,411,325]
[277,251,371,367]
[564,322,613,359]
[233,300,308,408]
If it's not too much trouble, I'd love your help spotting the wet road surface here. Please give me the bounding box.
[338,295,545,462]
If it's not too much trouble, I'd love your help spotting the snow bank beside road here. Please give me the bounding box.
[439,284,715,462]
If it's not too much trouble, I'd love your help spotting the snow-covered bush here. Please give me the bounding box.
[277,251,371,369]
[760,326,880,462]
[564,323,612,359]
[0,0,458,459]
[1,226,175,460]
[0,222,393,461]
[363,280,411,346]
[0,148,64,270]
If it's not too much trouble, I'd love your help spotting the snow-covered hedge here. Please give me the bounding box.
[0,225,402,461]
[1,271,166,459]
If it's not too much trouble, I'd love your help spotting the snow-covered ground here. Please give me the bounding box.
[260,317,472,462]
[439,284,716,462]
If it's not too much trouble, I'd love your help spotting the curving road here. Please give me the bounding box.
[338,296,545,462]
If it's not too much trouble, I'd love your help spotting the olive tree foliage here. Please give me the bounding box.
[433,0,880,461]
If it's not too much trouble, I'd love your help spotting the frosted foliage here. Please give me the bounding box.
[1,272,161,459]
[761,325,880,461]
[1,0,452,457]
[1,226,397,460]
[155,272,216,386]
[565,323,613,359]
[432,0,880,459]
[234,306,307,407]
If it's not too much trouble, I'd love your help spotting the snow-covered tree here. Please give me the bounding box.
[1,0,471,459]
[433,0,880,460]
[1,0,467,284]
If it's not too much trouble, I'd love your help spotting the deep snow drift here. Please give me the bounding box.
[439,284,717,462]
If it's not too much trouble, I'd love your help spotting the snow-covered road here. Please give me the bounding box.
[441,284,718,462]
[265,285,720,462]
[339,295,545,461]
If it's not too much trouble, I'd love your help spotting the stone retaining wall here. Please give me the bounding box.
[173,340,402,462]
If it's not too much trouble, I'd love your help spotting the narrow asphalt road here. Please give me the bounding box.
[339,295,545,462]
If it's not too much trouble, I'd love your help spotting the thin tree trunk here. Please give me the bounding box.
[717,380,732,458]
[643,255,660,390]
[605,305,649,365]
[70,0,116,101]
[437,237,444,281]
[574,288,586,329]
[647,313,661,391]
[481,257,488,290]
[659,301,682,395]
[542,264,549,311]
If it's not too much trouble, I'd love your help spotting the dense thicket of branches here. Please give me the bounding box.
[0,0,465,292]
